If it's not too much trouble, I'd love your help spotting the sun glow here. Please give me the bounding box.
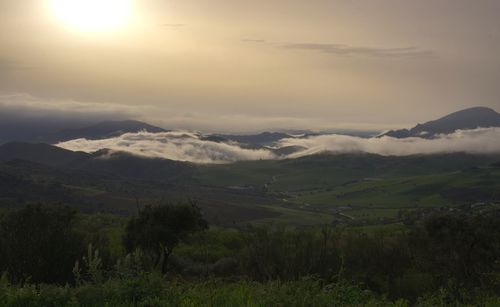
[50,0,131,32]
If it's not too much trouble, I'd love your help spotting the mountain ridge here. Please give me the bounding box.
[381,107,500,138]
[48,120,167,143]
[0,117,167,144]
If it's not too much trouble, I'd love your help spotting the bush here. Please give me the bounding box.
[0,204,84,284]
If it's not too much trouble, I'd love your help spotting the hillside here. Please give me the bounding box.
[382,107,500,138]
[0,142,89,167]
[1,142,499,225]
[48,120,167,143]
[0,117,167,144]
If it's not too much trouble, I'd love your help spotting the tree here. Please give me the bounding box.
[123,202,208,273]
[412,211,500,287]
[0,204,84,284]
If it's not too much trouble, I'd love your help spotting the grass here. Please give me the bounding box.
[194,160,278,187]
[251,205,334,227]
[346,208,403,220]
[349,223,409,234]
[193,155,500,223]
[1,275,498,306]
[64,185,105,197]
[3,153,498,225]
[292,169,500,209]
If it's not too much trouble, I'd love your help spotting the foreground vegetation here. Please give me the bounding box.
[2,276,500,307]
[0,203,499,306]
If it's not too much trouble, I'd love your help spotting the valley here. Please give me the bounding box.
[1,140,498,227]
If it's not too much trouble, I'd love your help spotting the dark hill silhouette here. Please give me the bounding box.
[0,116,167,144]
[382,107,500,138]
[49,120,167,143]
[272,145,307,156]
[0,114,97,144]
[0,142,89,168]
[71,149,194,182]
[0,143,192,183]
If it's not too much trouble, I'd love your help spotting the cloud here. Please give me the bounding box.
[243,40,433,59]
[0,92,143,121]
[0,92,396,133]
[280,128,500,158]
[56,131,277,164]
[55,128,500,164]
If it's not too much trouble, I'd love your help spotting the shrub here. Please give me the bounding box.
[0,204,84,284]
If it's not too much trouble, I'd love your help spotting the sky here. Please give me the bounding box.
[1,0,500,133]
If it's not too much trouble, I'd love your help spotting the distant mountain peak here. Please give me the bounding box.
[431,106,498,122]
[382,106,500,138]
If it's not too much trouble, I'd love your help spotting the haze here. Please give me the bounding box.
[1,0,500,132]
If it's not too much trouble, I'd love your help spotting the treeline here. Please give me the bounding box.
[0,203,499,306]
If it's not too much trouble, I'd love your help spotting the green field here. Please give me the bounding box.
[1,153,499,225]
[252,205,335,226]
[195,154,500,223]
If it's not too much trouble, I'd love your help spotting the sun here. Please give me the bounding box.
[50,0,131,32]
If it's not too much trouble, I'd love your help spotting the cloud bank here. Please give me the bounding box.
[0,93,141,121]
[55,128,500,164]
[280,128,500,158]
[56,131,276,164]
[0,92,396,133]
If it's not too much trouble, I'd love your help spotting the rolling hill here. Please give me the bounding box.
[0,116,167,144]
[0,140,499,225]
[0,142,89,168]
[49,120,167,143]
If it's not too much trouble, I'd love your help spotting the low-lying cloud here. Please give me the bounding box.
[56,131,276,164]
[55,128,500,164]
[280,128,500,158]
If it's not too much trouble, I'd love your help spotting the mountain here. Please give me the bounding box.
[382,107,500,138]
[271,145,307,156]
[0,114,167,144]
[71,149,194,182]
[0,142,89,168]
[48,120,167,143]
[0,113,98,144]
[0,142,192,183]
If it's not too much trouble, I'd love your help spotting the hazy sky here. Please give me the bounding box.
[1,0,500,132]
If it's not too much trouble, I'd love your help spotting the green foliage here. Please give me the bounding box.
[73,244,104,285]
[239,226,343,281]
[123,202,208,273]
[0,204,84,284]
[0,202,499,305]
[74,213,127,268]
[0,275,399,307]
[114,249,157,279]
[412,211,500,289]
[1,275,499,306]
